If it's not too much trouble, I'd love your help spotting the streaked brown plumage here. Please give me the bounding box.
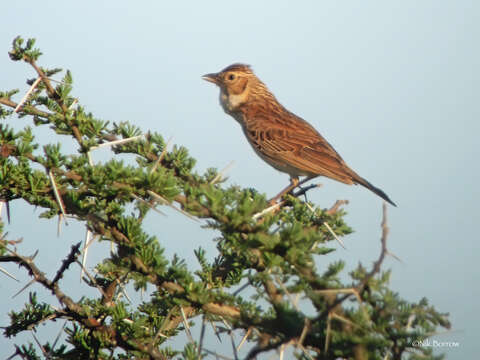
[202,63,396,206]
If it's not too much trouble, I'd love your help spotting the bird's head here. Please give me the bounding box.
[202,63,263,113]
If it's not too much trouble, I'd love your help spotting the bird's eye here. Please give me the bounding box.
[228,74,235,80]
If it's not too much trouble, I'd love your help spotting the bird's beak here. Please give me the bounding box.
[202,72,220,85]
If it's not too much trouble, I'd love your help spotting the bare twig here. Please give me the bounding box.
[52,242,82,285]
[1,245,83,312]
[316,203,391,322]
[326,200,349,215]
[357,202,389,291]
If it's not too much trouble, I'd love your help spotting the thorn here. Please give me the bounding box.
[0,265,19,282]
[296,343,314,360]
[210,320,222,343]
[305,202,346,249]
[155,307,175,342]
[279,344,285,360]
[180,306,195,346]
[298,318,310,347]
[0,201,10,224]
[49,321,67,356]
[131,194,167,216]
[275,275,299,310]
[14,77,42,113]
[198,315,207,357]
[236,328,251,351]
[228,327,239,360]
[49,170,68,225]
[80,229,94,282]
[6,201,10,224]
[87,151,94,167]
[148,190,199,222]
[115,280,132,304]
[323,221,346,249]
[57,214,63,237]
[89,134,145,151]
[386,250,402,263]
[75,260,107,299]
[252,201,284,221]
[151,136,173,174]
[406,314,416,330]
[68,98,78,110]
[30,331,47,356]
[210,160,235,184]
[202,349,233,360]
[12,279,36,298]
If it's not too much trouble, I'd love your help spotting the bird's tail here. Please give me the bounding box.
[355,175,397,207]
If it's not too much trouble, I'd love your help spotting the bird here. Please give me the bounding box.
[202,63,396,206]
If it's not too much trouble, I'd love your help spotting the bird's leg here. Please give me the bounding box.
[293,176,317,200]
[269,177,300,205]
[297,184,309,202]
[296,176,315,188]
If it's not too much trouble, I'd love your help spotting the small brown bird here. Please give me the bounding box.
[202,64,396,206]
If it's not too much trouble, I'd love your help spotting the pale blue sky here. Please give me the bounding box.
[1,1,478,358]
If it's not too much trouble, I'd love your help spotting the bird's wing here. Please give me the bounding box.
[244,111,355,184]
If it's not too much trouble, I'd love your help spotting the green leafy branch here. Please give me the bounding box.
[0,37,450,360]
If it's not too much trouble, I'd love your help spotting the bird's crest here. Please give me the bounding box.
[221,63,252,73]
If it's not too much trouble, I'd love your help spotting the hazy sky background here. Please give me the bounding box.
[1,1,478,358]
